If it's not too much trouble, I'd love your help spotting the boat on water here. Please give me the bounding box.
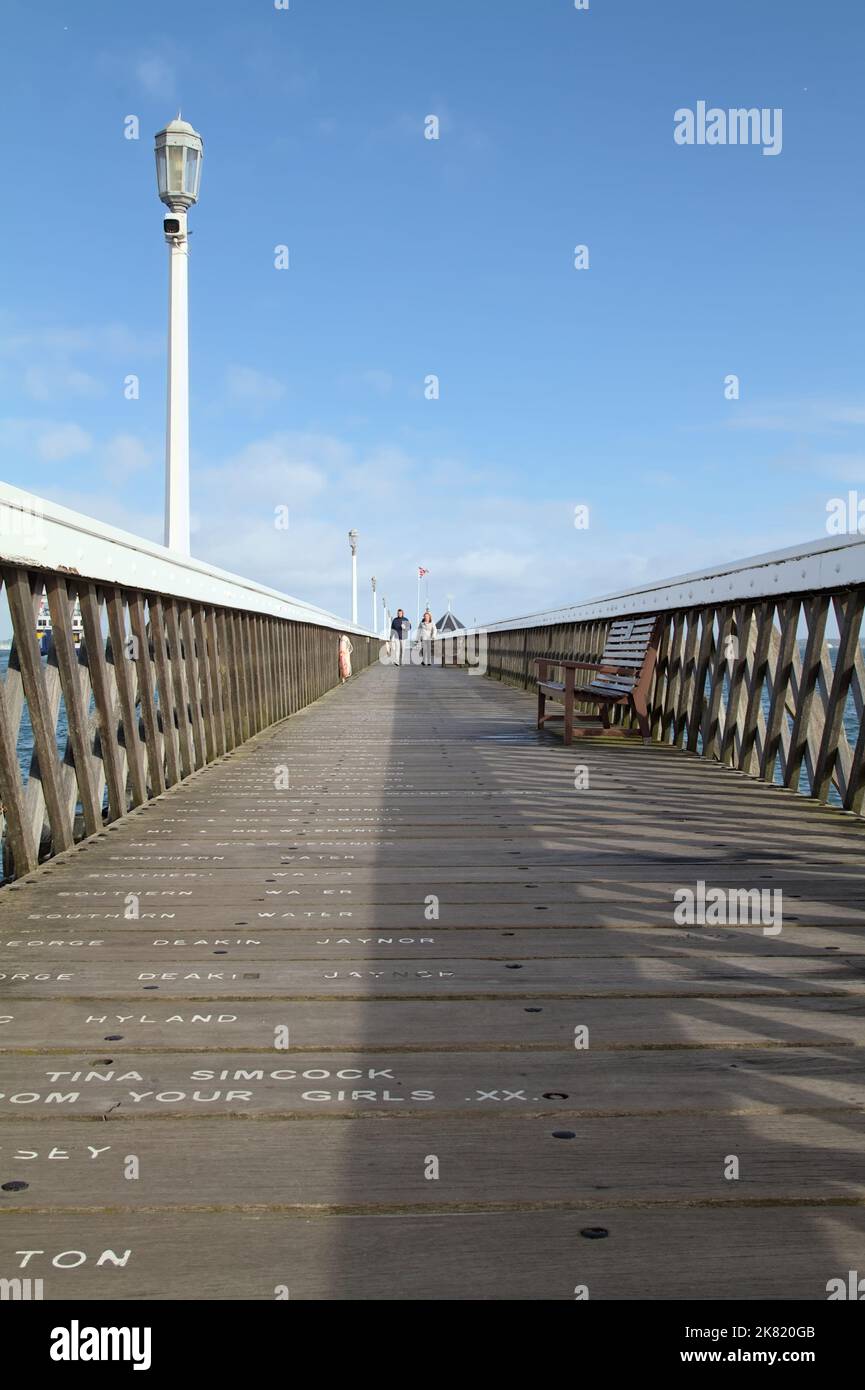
[35,589,84,655]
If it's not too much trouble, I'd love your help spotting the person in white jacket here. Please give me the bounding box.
[416,609,437,666]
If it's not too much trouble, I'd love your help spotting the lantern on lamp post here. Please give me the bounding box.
[348,529,358,625]
[155,116,204,554]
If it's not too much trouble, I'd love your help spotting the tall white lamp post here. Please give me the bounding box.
[371,575,377,634]
[155,116,204,555]
[348,529,358,625]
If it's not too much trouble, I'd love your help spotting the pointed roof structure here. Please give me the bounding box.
[436,598,465,632]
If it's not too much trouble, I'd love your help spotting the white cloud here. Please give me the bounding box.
[36,423,93,462]
[338,368,395,399]
[225,365,286,406]
[98,433,157,479]
[341,444,412,499]
[0,318,161,412]
[0,326,91,358]
[23,365,104,401]
[182,431,726,623]
[1,409,821,631]
[451,548,532,582]
[723,399,865,433]
[197,433,333,510]
[135,54,178,102]
[358,369,394,396]
[0,418,94,464]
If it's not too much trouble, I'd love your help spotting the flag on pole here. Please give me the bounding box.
[416,567,429,631]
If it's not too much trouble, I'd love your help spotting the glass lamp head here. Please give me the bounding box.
[155,117,203,211]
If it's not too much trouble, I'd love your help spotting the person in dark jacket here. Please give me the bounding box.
[390,609,410,665]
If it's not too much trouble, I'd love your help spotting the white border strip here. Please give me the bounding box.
[0,482,376,637]
[472,533,865,633]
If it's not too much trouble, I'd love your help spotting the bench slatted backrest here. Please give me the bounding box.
[586,616,658,698]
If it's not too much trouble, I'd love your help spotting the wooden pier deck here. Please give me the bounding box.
[1,662,865,1299]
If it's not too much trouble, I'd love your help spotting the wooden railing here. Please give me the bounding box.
[468,536,865,816]
[0,485,378,880]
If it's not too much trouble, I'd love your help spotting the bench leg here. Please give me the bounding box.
[563,668,575,745]
[632,692,651,743]
[536,661,547,730]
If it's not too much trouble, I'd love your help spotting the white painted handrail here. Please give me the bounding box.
[0,482,375,637]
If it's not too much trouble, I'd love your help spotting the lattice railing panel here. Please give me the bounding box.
[480,583,865,817]
[0,566,378,880]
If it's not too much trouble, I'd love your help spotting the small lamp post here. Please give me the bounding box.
[348,529,359,625]
[371,575,377,634]
[155,115,204,554]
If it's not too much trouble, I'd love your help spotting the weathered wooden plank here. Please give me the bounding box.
[1,1207,861,1299]
[144,596,179,788]
[6,894,865,926]
[77,584,127,822]
[720,602,752,766]
[845,707,865,815]
[784,594,830,791]
[7,868,865,901]
[180,603,207,770]
[45,575,102,838]
[249,615,263,732]
[2,1112,863,1208]
[658,612,683,744]
[232,612,252,743]
[760,597,800,782]
[701,605,732,760]
[2,925,864,959]
[204,608,227,757]
[217,607,241,750]
[0,953,862,998]
[165,600,195,778]
[685,607,715,753]
[0,579,38,875]
[4,568,74,853]
[276,617,289,719]
[0,1045,863,1116]
[2,994,863,1051]
[105,588,149,806]
[738,599,775,777]
[193,607,217,764]
[813,589,865,803]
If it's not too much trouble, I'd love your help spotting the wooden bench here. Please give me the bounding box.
[535,615,661,745]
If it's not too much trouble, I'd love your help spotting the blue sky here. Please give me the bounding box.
[0,0,862,628]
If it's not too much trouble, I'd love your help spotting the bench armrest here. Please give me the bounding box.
[534,658,600,672]
[534,659,637,677]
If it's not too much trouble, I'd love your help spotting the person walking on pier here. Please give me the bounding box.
[416,608,437,665]
[390,608,410,665]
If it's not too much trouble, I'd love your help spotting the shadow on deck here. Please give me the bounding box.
[1,663,864,1298]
